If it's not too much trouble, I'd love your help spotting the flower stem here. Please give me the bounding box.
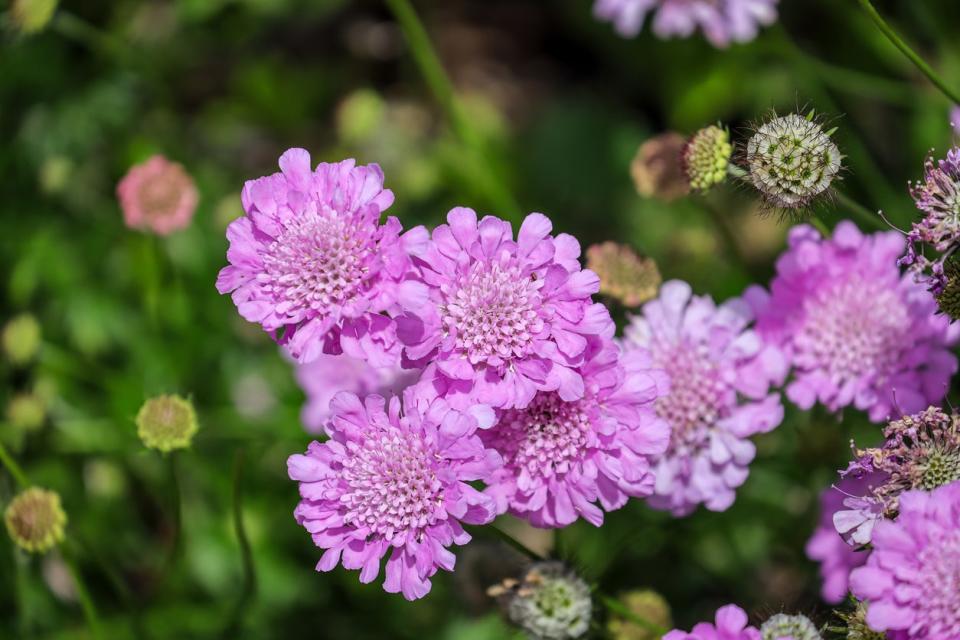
[466,523,546,562]
[221,448,257,639]
[0,441,30,488]
[383,0,521,219]
[165,453,182,569]
[599,593,668,636]
[63,549,103,640]
[810,217,832,237]
[855,0,960,105]
[833,189,884,231]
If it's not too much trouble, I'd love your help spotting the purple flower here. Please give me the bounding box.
[216,149,428,365]
[625,280,786,516]
[909,148,960,255]
[952,106,960,136]
[747,221,959,423]
[849,480,960,639]
[287,390,501,600]
[663,604,761,640]
[805,476,872,604]
[398,207,614,410]
[480,339,670,528]
[295,353,420,434]
[593,0,778,48]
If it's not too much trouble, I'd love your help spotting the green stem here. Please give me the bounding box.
[466,523,546,562]
[833,189,884,231]
[810,217,832,237]
[0,442,29,488]
[165,454,182,570]
[855,0,960,104]
[63,550,102,640]
[383,0,521,219]
[221,449,257,638]
[599,594,668,637]
[698,197,750,273]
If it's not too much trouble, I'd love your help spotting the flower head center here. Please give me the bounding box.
[138,171,189,220]
[654,342,729,449]
[262,210,373,319]
[484,393,590,481]
[918,531,960,635]
[339,426,444,542]
[441,260,542,362]
[919,447,960,490]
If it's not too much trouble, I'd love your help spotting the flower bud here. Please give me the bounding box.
[4,488,67,554]
[683,125,732,192]
[586,243,661,308]
[833,602,885,640]
[631,133,690,202]
[136,394,198,452]
[7,393,46,432]
[3,314,41,366]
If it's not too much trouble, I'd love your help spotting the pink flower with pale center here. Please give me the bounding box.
[117,155,198,235]
[663,604,761,640]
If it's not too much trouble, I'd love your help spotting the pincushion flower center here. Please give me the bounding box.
[490,393,591,481]
[262,209,371,317]
[339,427,444,542]
[919,531,960,635]
[442,260,540,361]
[654,343,728,448]
[138,173,186,219]
[798,276,908,382]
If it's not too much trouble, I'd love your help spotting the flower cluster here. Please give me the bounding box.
[593,0,779,48]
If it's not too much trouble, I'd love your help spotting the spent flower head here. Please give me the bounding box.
[759,613,821,640]
[683,125,732,192]
[117,155,198,236]
[631,133,690,202]
[745,112,842,211]
[5,488,67,554]
[3,314,41,366]
[586,243,661,308]
[491,561,592,640]
[136,394,198,452]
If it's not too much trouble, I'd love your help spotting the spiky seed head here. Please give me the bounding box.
[4,488,67,554]
[606,590,672,640]
[760,613,822,640]
[136,394,198,452]
[683,125,732,192]
[631,133,690,202]
[3,314,41,366]
[493,561,592,639]
[586,243,661,308]
[746,113,842,210]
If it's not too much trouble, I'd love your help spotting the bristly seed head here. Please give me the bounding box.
[759,613,822,640]
[683,125,732,192]
[492,561,592,640]
[745,112,842,211]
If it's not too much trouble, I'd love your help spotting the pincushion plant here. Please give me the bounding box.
[3,0,960,638]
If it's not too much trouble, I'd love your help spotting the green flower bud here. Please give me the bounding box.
[683,125,732,192]
[136,394,198,453]
[5,488,67,554]
[3,314,41,366]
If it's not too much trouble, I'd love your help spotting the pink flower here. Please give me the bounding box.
[849,480,960,639]
[398,207,614,410]
[294,353,420,434]
[748,221,959,423]
[663,604,761,640]
[480,339,670,528]
[117,155,198,235]
[805,476,871,604]
[216,149,428,364]
[593,0,778,48]
[624,280,786,516]
[288,390,501,601]
[951,106,960,136]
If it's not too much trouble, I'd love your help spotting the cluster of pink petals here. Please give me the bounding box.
[625,280,786,516]
[593,0,778,48]
[295,353,419,434]
[481,339,670,528]
[217,149,428,365]
[117,154,198,235]
[664,604,760,640]
[850,480,960,639]
[399,207,612,411]
[288,390,500,600]
[748,221,959,423]
[805,475,871,604]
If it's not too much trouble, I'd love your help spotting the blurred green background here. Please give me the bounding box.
[2,0,960,637]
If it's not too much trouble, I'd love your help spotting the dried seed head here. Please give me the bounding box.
[493,562,592,639]
[5,488,67,554]
[631,133,690,202]
[760,613,822,640]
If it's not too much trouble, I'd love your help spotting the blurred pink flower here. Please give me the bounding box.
[295,352,419,434]
[663,604,761,640]
[117,155,198,235]
[805,476,871,604]
[593,0,778,48]
[288,390,500,600]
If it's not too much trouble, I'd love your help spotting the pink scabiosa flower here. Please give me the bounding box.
[480,339,670,528]
[398,207,613,410]
[624,280,785,516]
[294,353,420,434]
[663,604,761,640]
[216,149,428,364]
[748,221,959,423]
[849,480,960,639]
[117,155,198,235]
[593,0,778,48]
[805,475,872,604]
[287,390,500,601]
